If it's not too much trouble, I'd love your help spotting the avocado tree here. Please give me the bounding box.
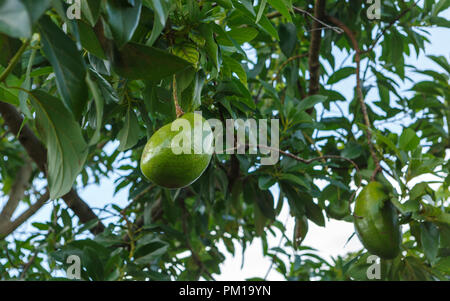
[0,0,449,281]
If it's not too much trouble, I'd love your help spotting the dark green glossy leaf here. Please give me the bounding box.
[278,23,297,57]
[38,16,88,119]
[111,42,191,81]
[420,222,439,264]
[30,90,88,199]
[327,67,356,85]
[105,0,142,48]
[399,128,420,151]
[77,20,106,59]
[81,0,101,26]
[0,0,31,38]
[117,106,140,151]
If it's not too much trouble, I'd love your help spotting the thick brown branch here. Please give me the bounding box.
[0,101,105,235]
[308,0,326,96]
[0,191,49,239]
[0,159,33,226]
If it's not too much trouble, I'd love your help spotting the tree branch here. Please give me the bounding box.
[0,101,105,235]
[326,16,381,176]
[274,54,308,83]
[223,144,360,175]
[173,75,184,118]
[0,191,49,239]
[0,39,30,83]
[0,159,33,226]
[308,0,326,96]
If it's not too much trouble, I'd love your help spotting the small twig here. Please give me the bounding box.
[119,209,136,259]
[4,248,18,268]
[263,215,289,280]
[173,75,184,118]
[266,6,343,34]
[19,252,38,279]
[274,54,308,82]
[0,39,30,83]
[327,16,381,177]
[361,1,419,54]
[0,129,9,140]
[122,184,156,213]
[223,144,360,174]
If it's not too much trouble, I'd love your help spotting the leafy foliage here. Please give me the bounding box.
[0,0,449,281]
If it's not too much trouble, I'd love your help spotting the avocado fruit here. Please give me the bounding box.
[354,181,402,259]
[140,113,213,188]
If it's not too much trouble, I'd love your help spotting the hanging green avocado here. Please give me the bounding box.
[354,181,402,259]
[140,113,213,189]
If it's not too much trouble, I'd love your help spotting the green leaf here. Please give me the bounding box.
[0,0,32,38]
[143,0,171,26]
[135,240,169,264]
[327,67,356,85]
[304,197,325,227]
[0,33,21,71]
[428,55,450,74]
[77,20,106,59]
[18,47,36,118]
[297,95,327,112]
[258,175,276,190]
[180,70,205,112]
[83,247,104,280]
[30,90,88,199]
[22,0,50,24]
[216,78,254,109]
[144,0,172,46]
[341,142,362,159]
[199,23,219,70]
[267,0,292,22]
[279,173,308,188]
[278,23,297,57]
[399,128,420,151]
[420,222,440,264]
[256,0,267,23]
[0,86,19,106]
[254,202,267,236]
[255,190,275,220]
[38,16,88,119]
[280,182,305,218]
[434,257,450,274]
[117,106,140,151]
[81,0,101,26]
[216,27,259,46]
[172,43,199,67]
[111,42,191,81]
[85,71,104,146]
[105,0,142,48]
[411,80,443,96]
[257,15,279,40]
[223,56,247,85]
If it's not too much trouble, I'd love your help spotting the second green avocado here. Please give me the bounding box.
[354,181,402,259]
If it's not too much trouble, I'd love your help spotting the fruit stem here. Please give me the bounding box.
[172,74,184,118]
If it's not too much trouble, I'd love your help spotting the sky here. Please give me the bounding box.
[2,5,449,281]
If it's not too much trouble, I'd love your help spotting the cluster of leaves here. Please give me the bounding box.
[0,0,449,280]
